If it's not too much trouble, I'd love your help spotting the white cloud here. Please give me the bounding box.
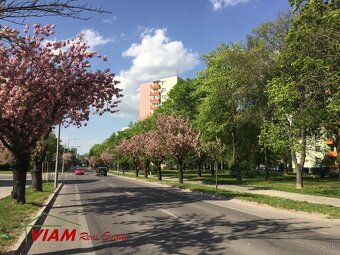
[82,29,114,49]
[115,28,200,120]
[103,16,117,24]
[209,0,249,11]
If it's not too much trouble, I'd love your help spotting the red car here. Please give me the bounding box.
[75,168,85,175]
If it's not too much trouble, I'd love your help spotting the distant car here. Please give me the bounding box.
[75,168,85,175]
[96,167,107,176]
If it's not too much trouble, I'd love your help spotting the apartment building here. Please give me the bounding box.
[293,136,338,173]
[139,76,181,119]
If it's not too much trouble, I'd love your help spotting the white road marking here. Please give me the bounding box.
[109,184,115,187]
[125,191,134,196]
[160,209,191,224]
[203,200,267,219]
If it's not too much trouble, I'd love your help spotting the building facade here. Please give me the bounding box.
[293,136,338,173]
[139,76,181,119]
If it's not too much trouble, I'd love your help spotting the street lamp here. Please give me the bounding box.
[61,138,76,174]
[54,124,61,188]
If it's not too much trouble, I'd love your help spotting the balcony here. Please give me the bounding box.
[150,106,158,110]
[150,91,161,96]
[150,98,160,103]
[326,151,337,157]
[150,84,161,90]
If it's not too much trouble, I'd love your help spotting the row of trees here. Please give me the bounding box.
[90,0,339,189]
[0,1,121,203]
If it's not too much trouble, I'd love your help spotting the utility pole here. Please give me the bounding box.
[54,124,61,188]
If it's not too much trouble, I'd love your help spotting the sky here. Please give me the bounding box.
[4,0,291,154]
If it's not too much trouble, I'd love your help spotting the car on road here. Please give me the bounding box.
[96,167,107,176]
[75,168,85,175]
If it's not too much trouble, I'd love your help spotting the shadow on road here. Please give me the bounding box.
[34,176,340,255]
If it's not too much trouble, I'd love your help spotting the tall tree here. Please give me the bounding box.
[267,0,340,188]
[248,12,293,180]
[145,130,168,181]
[198,43,267,183]
[0,24,121,203]
[156,115,197,184]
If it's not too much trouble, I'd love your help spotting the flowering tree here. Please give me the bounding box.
[0,24,121,203]
[63,152,73,165]
[137,133,152,178]
[88,155,99,169]
[145,130,167,180]
[116,136,144,177]
[31,134,49,191]
[101,150,114,168]
[0,142,15,166]
[156,115,198,184]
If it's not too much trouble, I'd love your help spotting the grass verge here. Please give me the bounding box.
[112,171,340,219]
[0,182,55,254]
[0,171,13,175]
[133,170,340,198]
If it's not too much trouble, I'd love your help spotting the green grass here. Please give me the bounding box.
[112,171,340,219]
[0,182,55,254]
[135,169,340,198]
[0,171,13,175]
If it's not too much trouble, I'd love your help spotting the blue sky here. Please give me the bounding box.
[5,0,291,154]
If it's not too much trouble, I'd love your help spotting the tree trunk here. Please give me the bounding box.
[215,161,218,191]
[31,162,43,192]
[31,132,50,192]
[287,125,305,189]
[178,161,184,184]
[135,164,139,177]
[264,146,269,181]
[283,158,289,176]
[232,126,242,183]
[296,165,303,189]
[157,163,162,181]
[11,155,30,204]
[144,161,148,178]
[197,161,202,177]
[210,161,214,176]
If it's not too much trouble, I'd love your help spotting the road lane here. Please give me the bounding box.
[27,171,340,255]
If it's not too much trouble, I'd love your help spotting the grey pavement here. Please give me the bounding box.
[23,171,340,255]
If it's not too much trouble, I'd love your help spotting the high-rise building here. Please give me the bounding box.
[139,76,181,119]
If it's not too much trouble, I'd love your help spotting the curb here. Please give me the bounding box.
[7,183,64,255]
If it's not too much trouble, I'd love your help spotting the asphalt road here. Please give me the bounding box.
[0,174,32,199]
[26,170,340,255]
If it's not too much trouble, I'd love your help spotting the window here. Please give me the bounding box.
[315,146,321,152]
[162,95,167,100]
[162,88,166,92]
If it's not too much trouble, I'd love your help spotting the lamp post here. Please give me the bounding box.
[54,124,61,189]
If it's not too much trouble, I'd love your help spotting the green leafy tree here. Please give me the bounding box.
[267,0,340,188]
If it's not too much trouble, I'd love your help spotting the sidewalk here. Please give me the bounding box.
[158,175,340,208]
